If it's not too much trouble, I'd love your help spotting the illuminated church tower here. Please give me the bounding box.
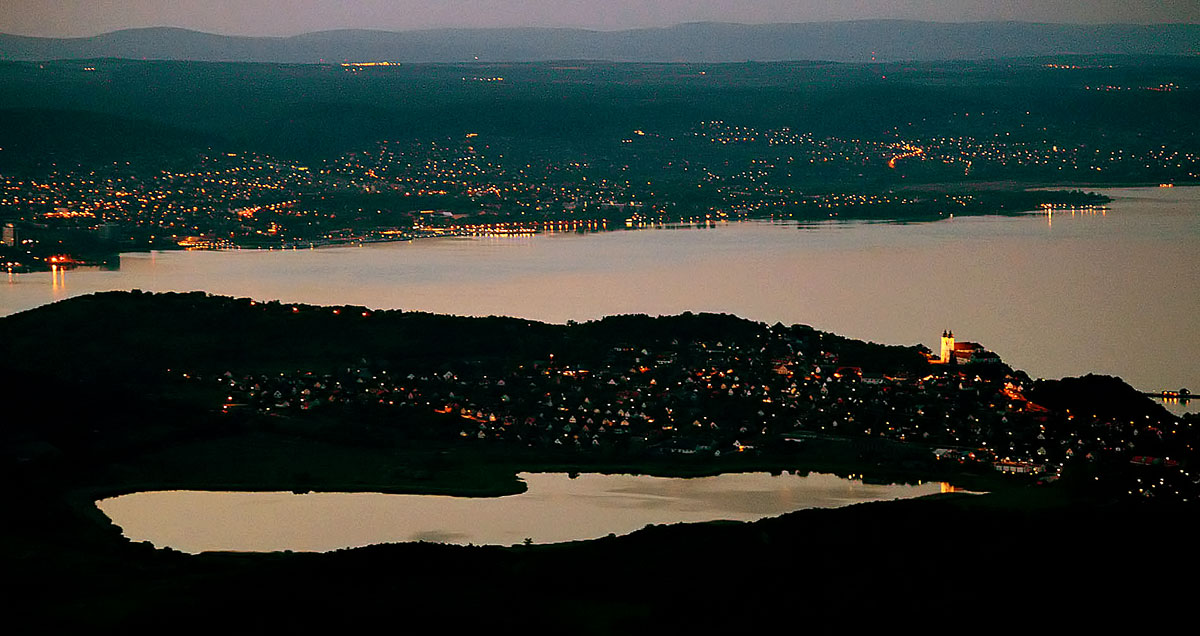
[940,330,955,364]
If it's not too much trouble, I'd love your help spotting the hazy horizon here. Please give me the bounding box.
[8,18,1200,40]
[1,1,1197,38]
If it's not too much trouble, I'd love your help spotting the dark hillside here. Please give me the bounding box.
[4,22,1200,63]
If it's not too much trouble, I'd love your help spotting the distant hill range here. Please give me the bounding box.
[2,21,1199,63]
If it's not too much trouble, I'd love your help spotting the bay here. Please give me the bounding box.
[4,186,1197,399]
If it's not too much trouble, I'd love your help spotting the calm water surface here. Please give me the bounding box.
[4,187,1197,398]
[96,472,953,553]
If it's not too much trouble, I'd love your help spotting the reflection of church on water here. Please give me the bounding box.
[931,330,1002,365]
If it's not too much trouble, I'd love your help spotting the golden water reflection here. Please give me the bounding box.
[2,187,1196,394]
[97,472,958,554]
[49,264,66,294]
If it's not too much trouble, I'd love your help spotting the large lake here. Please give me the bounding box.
[3,186,1197,403]
[96,472,954,553]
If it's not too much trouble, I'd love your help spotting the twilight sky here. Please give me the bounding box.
[1,1,1198,37]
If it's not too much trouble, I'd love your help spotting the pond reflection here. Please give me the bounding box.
[97,472,955,554]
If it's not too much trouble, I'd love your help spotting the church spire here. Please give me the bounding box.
[940,329,955,364]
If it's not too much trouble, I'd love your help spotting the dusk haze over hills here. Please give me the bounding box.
[2,21,1200,63]
[1,0,1198,36]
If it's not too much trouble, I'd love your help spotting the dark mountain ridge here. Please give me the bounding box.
[3,21,1199,63]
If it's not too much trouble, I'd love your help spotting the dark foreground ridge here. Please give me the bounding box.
[1,291,1195,631]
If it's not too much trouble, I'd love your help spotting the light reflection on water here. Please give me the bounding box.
[3,187,1196,393]
[1157,398,1198,417]
[96,472,951,554]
